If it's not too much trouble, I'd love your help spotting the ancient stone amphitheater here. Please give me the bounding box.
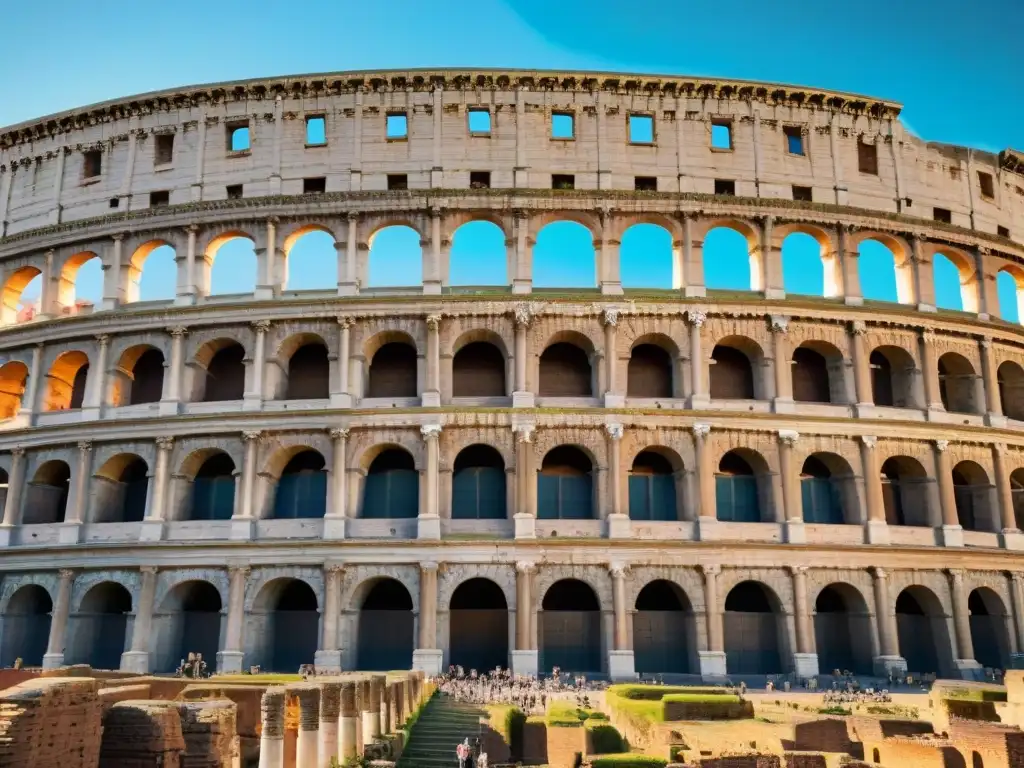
[0,68,1020,685]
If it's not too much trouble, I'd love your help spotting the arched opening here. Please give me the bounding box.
[633,580,695,676]
[627,343,673,398]
[938,353,980,414]
[367,225,423,288]
[620,223,677,289]
[272,450,327,519]
[93,455,149,523]
[973,751,985,768]
[199,342,246,402]
[952,461,996,532]
[131,242,177,302]
[629,450,679,521]
[285,342,329,400]
[540,579,602,674]
[357,578,414,670]
[44,351,89,411]
[449,221,508,286]
[367,342,417,398]
[858,238,910,304]
[0,585,52,667]
[710,341,758,400]
[873,748,881,763]
[800,454,850,524]
[23,460,71,524]
[362,449,418,518]
[538,446,594,520]
[716,451,765,523]
[126,349,165,405]
[968,588,1009,671]
[187,452,236,521]
[1,267,42,325]
[997,268,1024,324]
[1012,468,1024,529]
[934,252,979,313]
[154,581,222,673]
[453,342,506,397]
[533,221,596,289]
[704,226,754,291]
[452,445,506,520]
[792,344,841,404]
[284,229,337,290]
[813,584,872,675]
[880,456,932,527]
[67,582,132,670]
[723,581,784,675]
[0,361,28,419]
[869,346,918,408]
[895,586,953,677]
[781,232,826,297]
[998,361,1024,421]
[208,235,258,296]
[449,578,508,672]
[539,342,593,397]
[252,579,319,673]
[58,252,102,313]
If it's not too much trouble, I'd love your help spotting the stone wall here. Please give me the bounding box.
[0,677,102,768]
[98,700,185,767]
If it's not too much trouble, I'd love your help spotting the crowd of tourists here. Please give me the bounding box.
[434,664,606,714]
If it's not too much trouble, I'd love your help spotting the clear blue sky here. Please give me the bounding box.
[4,0,1021,317]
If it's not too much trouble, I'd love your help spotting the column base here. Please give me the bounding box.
[57,522,83,545]
[917,303,937,313]
[138,519,165,542]
[80,406,101,421]
[230,517,255,541]
[216,650,245,674]
[323,516,347,540]
[420,391,441,408]
[314,650,342,674]
[173,292,197,307]
[511,280,532,295]
[784,519,806,544]
[986,413,1009,429]
[417,514,441,540]
[792,652,819,679]
[872,655,907,677]
[330,393,353,409]
[695,516,718,542]
[772,397,795,414]
[1002,529,1024,551]
[242,395,263,412]
[511,650,539,678]
[926,407,946,422]
[684,286,706,299]
[254,286,274,301]
[844,295,864,307]
[512,391,535,408]
[41,652,65,670]
[608,650,637,681]
[865,519,890,545]
[0,525,12,547]
[606,513,631,539]
[423,280,442,296]
[688,394,710,410]
[941,524,965,548]
[412,649,443,676]
[604,393,625,408]
[764,288,786,300]
[953,658,985,680]
[514,513,536,539]
[600,281,623,296]
[119,650,150,674]
[338,282,358,297]
[158,399,181,417]
[698,651,727,682]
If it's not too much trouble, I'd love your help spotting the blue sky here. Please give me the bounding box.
[4,0,1020,318]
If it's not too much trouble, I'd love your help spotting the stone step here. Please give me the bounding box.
[397,694,490,768]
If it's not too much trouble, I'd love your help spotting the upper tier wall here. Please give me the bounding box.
[0,69,1020,243]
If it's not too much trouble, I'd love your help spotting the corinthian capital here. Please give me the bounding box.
[692,423,711,439]
[421,424,443,441]
[605,423,624,441]
[688,310,707,328]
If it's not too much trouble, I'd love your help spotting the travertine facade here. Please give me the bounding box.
[0,69,1022,684]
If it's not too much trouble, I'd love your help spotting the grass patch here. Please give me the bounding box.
[607,685,749,729]
[941,687,1007,703]
[662,693,740,704]
[817,706,852,716]
[485,704,525,760]
[208,674,304,684]
[589,754,667,767]
[547,699,603,728]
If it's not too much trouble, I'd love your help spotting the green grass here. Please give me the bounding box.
[589,754,667,767]
[607,684,745,728]
[940,687,1007,703]
[662,693,740,705]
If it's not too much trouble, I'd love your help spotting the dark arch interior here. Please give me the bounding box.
[449,578,509,673]
[801,456,831,478]
[880,456,930,527]
[24,461,71,525]
[160,581,222,673]
[968,589,1007,670]
[70,582,132,670]
[286,343,329,399]
[358,579,415,671]
[110,457,149,524]
[815,586,847,613]
[998,361,1024,421]
[725,582,775,613]
[541,580,601,674]
[264,579,318,672]
[363,448,418,519]
[792,346,832,404]
[452,445,506,520]
[69,364,89,409]
[539,446,594,520]
[800,454,844,524]
[129,349,165,405]
[869,349,894,407]
[368,342,417,398]
[629,450,677,522]
[716,452,760,523]
[634,580,694,677]
[628,344,673,398]
[938,353,977,414]
[190,453,237,521]
[0,585,52,667]
[814,585,871,675]
[710,344,755,399]
[543,579,599,611]
[362,578,414,610]
[204,343,245,402]
[453,342,506,397]
[451,578,508,610]
[539,342,592,397]
[895,588,949,676]
[635,580,686,611]
[724,582,783,675]
[274,450,327,519]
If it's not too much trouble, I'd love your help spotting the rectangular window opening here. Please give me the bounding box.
[711,120,732,150]
[933,207,952,224]
[858,139,878,175]
[792,185,813,202]
[226,184,243,200]
[305,116,326,146]
[149,190,170,207]
[629,114,654,144]
[303,177,326,194]
[998,225,1010,238]
[634,176,657,192]
[155,134,174,165]
[470,171,491,189]
[714,179,736,196]
[978,171,995,199]
[551,112,575,140]
[83,150,102,179]
[227,123,250,152]
[108,197,120,209]
[784,125,805,156]
[468,108,491,135]
[387,174,408,191]
[552,174,575,190]
[386,113,408,140]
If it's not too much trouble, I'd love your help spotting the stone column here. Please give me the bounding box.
[61,441,91,543]
[850,321,873,411]
[413,562,442,674]
[778,430,804,543]
[839,224,862,304]
[354,680,366,747]
[423,314,441,407]
[993,444,1023,550]
[688,310,708,408]
[374,674,389,736]
[608,563,635,680]
[602,308,623,406]
[81,334,109,419]
[861,436,889,544]
[20,344,43,422]
[121,566,158,672]
[160,326,187,416]
[512,560,537,676]
[699,565,726,680]
[949,569,982,678]
[244,320,269,410]
[232,431,261,540]
[339,213,358,295]
[176,224,198,304]
[339,682,358,759]
[513,425,536,539]
[419,425,442,539]
[934,439,963,546]
[871,567,906,676]
[333,316,353,407]
[920,330,943,414]
[512,210,532,294]
[258,687,286,768]
[140,437,173,542]
[790,566,819,677]
[693,424,715,533]
[605,423,629,538]
[325,429,348,540]
[1010,573,1024,668]
[217,565,248,673]
[771,316,793,412]
[315,564,342,671]
[511,305,534,408]
[0,448,26,546]
[363,677,381,744]
[980,337,1004,426]
[42,568,74,669]
[319,682,340,767]
[293,685,320,768]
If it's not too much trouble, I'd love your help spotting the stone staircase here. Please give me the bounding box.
[397,694,485,768]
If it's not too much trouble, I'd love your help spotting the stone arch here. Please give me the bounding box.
[355,576,416,670]
[0,266,42,325]
[452,444,507,520]
[282,224,338,291]
[533,219,597,289]
[449,219,509,287]
[967,587,1010,670]
[452,334,507,398]
[710,336,765,400]
[539,331,596,398]
[930,245,980,314]
[998,360,1024,421]
[880,454,934,527]
[792,340,846,405]
[540,578,603,674]
[894,585,955,677]
[365,330,418,399]
[109,344,165,407]
[870,344,919,408]
[127,239,177,303]
[633,579,697,676]
[67,580,133,670]
[263,446,328,520]
[438,565,516,612]
[538,444,596,520]
[775,223,839,298]
[715,448,772,523]
[812,582,873,674]
[697,218,762,292]
[0,583,52,667]
[366,224,423,288]
[627,334,677,399]
[24,459,71,524]
[190,338,246,402]
[952,460,997,532]
[628,445,684,522]
[91,453,149,524]
[43,350,90,411]
[938,352,981,414]
[275,332,330,400]
[249,577,320,672]
[448,577,509,672]
[0,360,28,419]
[997,264,1024,323]
[153,579,224,673]
[799,452,857,524]
[723,580,788,676]
[176,448,237,522]
[851,232,914,304]
[204,229,259,296]
[360,444,420,519]
[620,222,680,290]
[0,573,58,615]
[56,249,102,311]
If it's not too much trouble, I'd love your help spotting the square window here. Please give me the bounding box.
[784,126,805,156]
[978,171,995,198]
[998,225,1010,238]
[933,207,952,224]
[386,113,408,140]
[149,190,169,207]
[227,123,250,152]
[470,171,491,189]
[83,149,102,179]
[468,108,491,135]
[303,177,326,194]
[551,112,575,140]
[792,185,813,202]
[714,179,735,196]
[109,197,120,209]
[711,121,732,150]
[634,176,657,192]
[306,116,326,146]
[155,134,174,165]
[552,174,575,190]
[858,139,878,175]
[629,114,654,144]
[226,184,243,200]
[387,174,408,191]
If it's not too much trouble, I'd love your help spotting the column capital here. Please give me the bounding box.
[692,423,711,439]
[329,427,350,440]
[934,439,949,453]
[346,211,359,222]
[778,429,800,446]
[95,334,110,347]
[699,564,721,578]
[337,315,356,329]
[251,319,271,333]
[605,423,624,441]
[514,424,535,443]
[186,223,200,234]
[420,424,442,441]
[870,566,888,580]
[155,436,174,451]
[769,315,789,334]
[860,435,878,449]
[324,563,345,577]
[993,442,1009,456]
[980,335,993,350]
[420,561,439,573]
[140,565,159,575]
[58,568,75,581]
[1011,572,1024,585]
[688,309,707,328]
[425,314,442,331]
[609,562,629,579]
[946,568,965,582]
[787,565,809,577]
[167,325,189,338]
[77,440,93,453]
[921,328,936,342]
[242,430,262,443]
[516,560,537,574]
[602,307,620,327]
[228,564,251,579]
[10,447,25,457]
[850,320,867,335]
[513,302,534,328]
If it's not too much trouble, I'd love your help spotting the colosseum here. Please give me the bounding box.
[0,68,1020,686]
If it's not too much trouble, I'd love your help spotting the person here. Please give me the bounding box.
[457,739,470,767]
